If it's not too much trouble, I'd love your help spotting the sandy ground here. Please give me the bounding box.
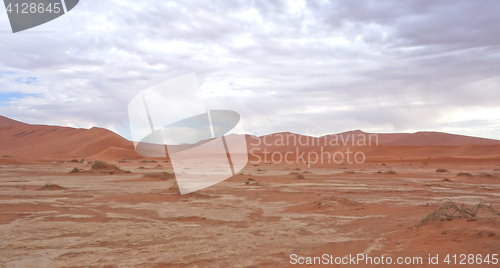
[1,161,500,267]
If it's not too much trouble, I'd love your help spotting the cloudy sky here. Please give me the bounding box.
[1,0,500,140]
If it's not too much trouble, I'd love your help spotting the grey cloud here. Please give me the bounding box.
[0,0,499,140]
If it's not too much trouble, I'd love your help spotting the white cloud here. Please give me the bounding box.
[0,0,499,140]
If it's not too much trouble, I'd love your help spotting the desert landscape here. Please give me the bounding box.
[1,115,500,267]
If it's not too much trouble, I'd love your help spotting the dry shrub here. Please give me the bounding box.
[442,178,453,182]
[417,200,500,226]
[344,171,356,174]
[143,172,175,180]
[296,174,306,180]
[436,168,449,173]
[479,172,498,178]
[69,167,80,174]
[91,161,120,170]
[387,170,397,174]
[457,172,473,177]
[41,183,64,190]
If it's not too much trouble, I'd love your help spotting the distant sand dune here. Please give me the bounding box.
[1,115,499,163]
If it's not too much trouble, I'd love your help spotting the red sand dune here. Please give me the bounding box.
[1,115,500,163]
[0,116,140,161]
[0,115,27,127]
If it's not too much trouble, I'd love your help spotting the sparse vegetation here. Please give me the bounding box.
[344,171,356,174]
[296,174,306,180]
[91,161,120,170]
[436,168,449,173]
[2,155,13,158]
[143,172,175,180]
[457,172,473,177]
[140,160,157,163]
[41,183,64,190]
[69,167,80,173]
[479,172,497,178]
[417,200,500,226]
[387,170,397,174]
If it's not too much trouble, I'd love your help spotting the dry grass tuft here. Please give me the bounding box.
[69,167,80,174]
[386,170,397,174]
[417,200,500,226]
[479,172,498,178]
[296,174,306,180]
[457,172,473,177]
[436,168,449,173]
[41,183,64,190]
[91,161,122,171]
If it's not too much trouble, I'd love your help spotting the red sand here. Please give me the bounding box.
[1,115,500,267]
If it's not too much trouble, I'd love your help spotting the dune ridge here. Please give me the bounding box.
[1,115,499,163]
